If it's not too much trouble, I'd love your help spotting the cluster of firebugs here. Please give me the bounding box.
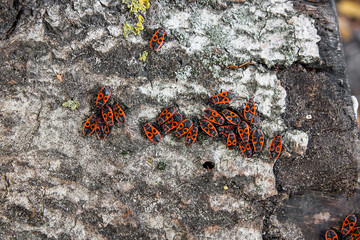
[143,90,282,159]
[82,86,126,139]
[83,30,282,159]
[82,28,164,138]
[325,214,360,240]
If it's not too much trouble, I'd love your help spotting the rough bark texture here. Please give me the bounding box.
[0,0,358,239]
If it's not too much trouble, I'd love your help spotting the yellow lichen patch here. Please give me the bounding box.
[122,0,150,13]
[139,50,148,61]
[135,15,144,34]
[123,23,135,38]
[62,99,80,111]
[123,15,145,38]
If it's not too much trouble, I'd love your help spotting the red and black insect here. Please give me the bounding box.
[83,114,98,136]
[252,129,264,152]
[211,91,235,105]
[226,132,237,150]
[143,123,161,144]
[186,126,198,146]
[249,114,261,125]
[218,125,236,137]
[347,227,360,240]
[158,106,176,125]
[221,109,241,125]
[325,230,338,240]
[113,103,126,124]
[203,108,225,125]
[200,120,218,138]
[95,117,112,140]
[150,29,165,51]
[342,214,357,235]
[175,119,193,138]
[102,105,114,126]
[243,99,256,121]
[237,121,250,142]
[162,112,183,133]
[95,86,111,108]
[269,135,282,159]
[239,139,252,158]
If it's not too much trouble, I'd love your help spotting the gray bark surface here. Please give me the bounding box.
[0,0,358,239]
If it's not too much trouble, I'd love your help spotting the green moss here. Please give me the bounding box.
[62,98,80,111]
[139,50,148,61]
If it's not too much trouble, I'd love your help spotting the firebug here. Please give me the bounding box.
[237,121,251,142]
[113,103,126,124]
[143,123,161,144]
[269,135,282,159]
[102,105,114,126]
[226,132,237,150]
[158,106,176,125]
[218,125,236,137]
[83,114,98,136]
[186,126,198,145]
[95,117,112,140]
[347,227,360,240]
[162,112,182,133]
[252,129,264,152]
[200,120,218,138]
[243,99,256,121]
[341,214,357,235]
[175,119,193,138]
[95,86,111,108]
[211,91,235,105]
[325,230,338,240]
[221,109,241,125]
[203,108,225,125]
[249,114,261,125]
[239,139,252,158]
[150,29,165,51]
